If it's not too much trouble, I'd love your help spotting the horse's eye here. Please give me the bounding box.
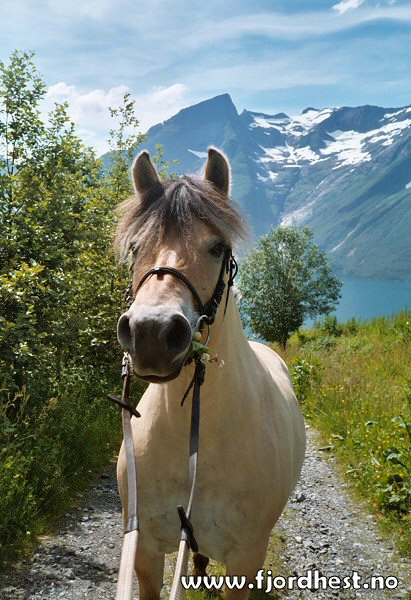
[209,242,226,258]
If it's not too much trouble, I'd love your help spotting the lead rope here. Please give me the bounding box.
[108,353,140,600]
[169,357,205,600]
[109,353,204,600]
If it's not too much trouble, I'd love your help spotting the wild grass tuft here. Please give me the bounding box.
[0,374,132,566]
[283,311,411,556]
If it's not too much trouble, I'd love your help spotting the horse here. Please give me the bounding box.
[114,147,306,600]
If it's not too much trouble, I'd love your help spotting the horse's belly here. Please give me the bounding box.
[137,493,270,561]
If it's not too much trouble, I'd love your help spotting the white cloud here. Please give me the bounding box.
[183,6,411,47]
[43,82,189,155]
[332,0,364,15]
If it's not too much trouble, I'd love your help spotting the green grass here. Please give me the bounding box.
[0,373,147,566]
[281,311,411,556]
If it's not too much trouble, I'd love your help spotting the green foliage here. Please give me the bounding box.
[345,316,359,335]
[239,226,342,348]
[284,311,411,555]
[290,357,321,404]
[107,90,146,201]
[0,51,148,564]
[152,143,180,181]
[321,314,343,337]
[0,388,120,560]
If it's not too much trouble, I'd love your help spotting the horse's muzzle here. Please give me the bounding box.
[117,307,192,380]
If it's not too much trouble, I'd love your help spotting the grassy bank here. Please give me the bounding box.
[281,311,410,556]
[0,368,137,566]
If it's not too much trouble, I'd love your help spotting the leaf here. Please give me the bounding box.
[318,445,334,452]
[386,453,403,465]
[191,341,210,355]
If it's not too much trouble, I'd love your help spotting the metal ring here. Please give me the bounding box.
[193,315,211,346]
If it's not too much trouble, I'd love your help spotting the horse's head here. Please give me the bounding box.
[115,148,246,382]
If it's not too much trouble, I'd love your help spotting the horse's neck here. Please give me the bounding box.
[207,290,251,373]
[162,292,253,409]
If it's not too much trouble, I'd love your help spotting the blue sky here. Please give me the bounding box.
[1,0,410,153]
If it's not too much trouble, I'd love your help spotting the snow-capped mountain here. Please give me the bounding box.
[105,94,411,280]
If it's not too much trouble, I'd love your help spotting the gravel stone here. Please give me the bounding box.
[0,426,409,598]
[275,427,410,598]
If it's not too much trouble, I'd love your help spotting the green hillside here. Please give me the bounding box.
[281,312,411,555]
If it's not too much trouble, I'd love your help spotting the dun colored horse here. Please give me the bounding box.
[115,148,306,599]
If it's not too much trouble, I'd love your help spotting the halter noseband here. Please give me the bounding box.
[133,247,237,327]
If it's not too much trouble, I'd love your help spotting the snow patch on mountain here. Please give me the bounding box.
[322,118,411,167]
[259,143,321,166]
[322,130,372,167]
[250,115,289,130]
[280,200,316,227]
[188,148,208,158]
[286,108,333,136]
[254,112,411,173]
[249,108,333,137]
[257,171,279,182]
[384,106,411,121]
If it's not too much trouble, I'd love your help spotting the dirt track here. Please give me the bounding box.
[1,426,410,599]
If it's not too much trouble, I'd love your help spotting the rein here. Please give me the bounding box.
[109,248,238,600]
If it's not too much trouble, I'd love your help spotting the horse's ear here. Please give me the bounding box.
[204,147,230,195]
[132,151,160,194]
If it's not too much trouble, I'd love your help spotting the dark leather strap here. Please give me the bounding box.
[223,254,238,316]
[177,357,205,552]
[118,354,139,534]
[133,248,233,325]
[135,266,205,316]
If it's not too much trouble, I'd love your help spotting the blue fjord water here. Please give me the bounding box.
[308,276,411,326]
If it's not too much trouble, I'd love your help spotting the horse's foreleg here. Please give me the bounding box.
[134,542,164,600]
[224,544,267,600]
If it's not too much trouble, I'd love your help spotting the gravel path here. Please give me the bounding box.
[1,426,409,599]
[275,426,410,599]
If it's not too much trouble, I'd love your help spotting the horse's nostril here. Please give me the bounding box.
[117,313,132,351]
[165,315,192,354]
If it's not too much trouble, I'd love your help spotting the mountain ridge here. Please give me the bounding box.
[103,94,411,281]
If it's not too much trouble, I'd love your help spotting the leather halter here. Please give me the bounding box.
[133,246,237,327]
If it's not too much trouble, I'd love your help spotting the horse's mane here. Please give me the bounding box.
[114,175,248,261]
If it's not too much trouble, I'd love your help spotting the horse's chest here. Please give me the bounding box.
[135,423,276,556]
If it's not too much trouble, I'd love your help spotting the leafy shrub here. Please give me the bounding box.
[0,51,146,564]
[290,357,321,404]
[322,314,343,337]
[345,317,359,335]
[309,334,337,351]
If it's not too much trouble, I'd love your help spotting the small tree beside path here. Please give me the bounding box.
[239,226,342,348]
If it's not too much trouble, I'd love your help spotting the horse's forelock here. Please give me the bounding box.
[114,175,248,262]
